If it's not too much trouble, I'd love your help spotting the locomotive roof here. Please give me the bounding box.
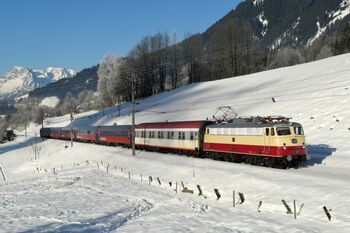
[136,121,211,129]
[207,117,302,128]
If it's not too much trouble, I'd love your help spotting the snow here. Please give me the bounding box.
[2,54,350,231]
[271,37,282,50]
[307,21,327,46]
[253,0,264,7]
[39,96,60,108]
[308,0,350,45]
[292,17,300,29]
[257,12,268,37]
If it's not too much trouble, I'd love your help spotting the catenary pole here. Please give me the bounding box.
[132,74,136,156]
[70,100,74,147]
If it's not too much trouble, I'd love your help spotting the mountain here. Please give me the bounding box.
[15,0,350,101]
[203,0,350,49]
[0,66,76,100]
[29,65,99,99]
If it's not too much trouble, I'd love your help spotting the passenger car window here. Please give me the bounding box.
[271,128,275,136]
[265,128,269,136]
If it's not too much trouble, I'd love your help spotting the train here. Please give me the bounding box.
[40,116,308,168]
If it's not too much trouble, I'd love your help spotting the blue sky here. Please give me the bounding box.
[0,0,242,75]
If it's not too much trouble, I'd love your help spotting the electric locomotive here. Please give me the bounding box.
[203,116,307,168]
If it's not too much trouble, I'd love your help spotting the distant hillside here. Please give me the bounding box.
[29,65,98,99]
[202,0,350,49]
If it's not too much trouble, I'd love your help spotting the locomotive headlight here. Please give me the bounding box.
[286,155,293,161]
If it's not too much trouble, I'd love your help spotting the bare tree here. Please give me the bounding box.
[32,134,42,160]
[97,54,124,107]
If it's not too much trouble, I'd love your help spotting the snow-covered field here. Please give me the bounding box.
[2,54,350,232]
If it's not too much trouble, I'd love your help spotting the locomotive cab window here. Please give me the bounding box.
[294,127,304,135]
[265,128,269,136]
[277,127,291,136]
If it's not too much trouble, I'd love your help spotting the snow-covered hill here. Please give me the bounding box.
[206,0,350,49]
[1,54,350,232]
[0,66,76,99]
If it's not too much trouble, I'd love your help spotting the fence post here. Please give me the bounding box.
[214,189,221,200]
[293,200,297,219]
[281,200,292,214]
[323,206,331,221]
[233,191,235,207]
[258,201,262,212]
[128,172,131,180]
[157,177,161,185]
[0,165,7,181]
[238,192,245,204]
[197,185,203,196]
[181,181,185,190]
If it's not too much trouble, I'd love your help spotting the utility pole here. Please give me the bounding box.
[41,109,44,129]
[131,74,136,156]
[70,100,74,147]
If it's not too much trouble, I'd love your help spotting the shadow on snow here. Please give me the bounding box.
[304,144,336,166]
[19,206,144,233]
[0,137,40,155]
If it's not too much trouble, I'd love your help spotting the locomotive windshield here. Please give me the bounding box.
[294,127,304,135]
[276,127,291,136]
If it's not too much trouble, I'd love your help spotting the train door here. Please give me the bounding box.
[264,127,271,154]
[95,130,100,142]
